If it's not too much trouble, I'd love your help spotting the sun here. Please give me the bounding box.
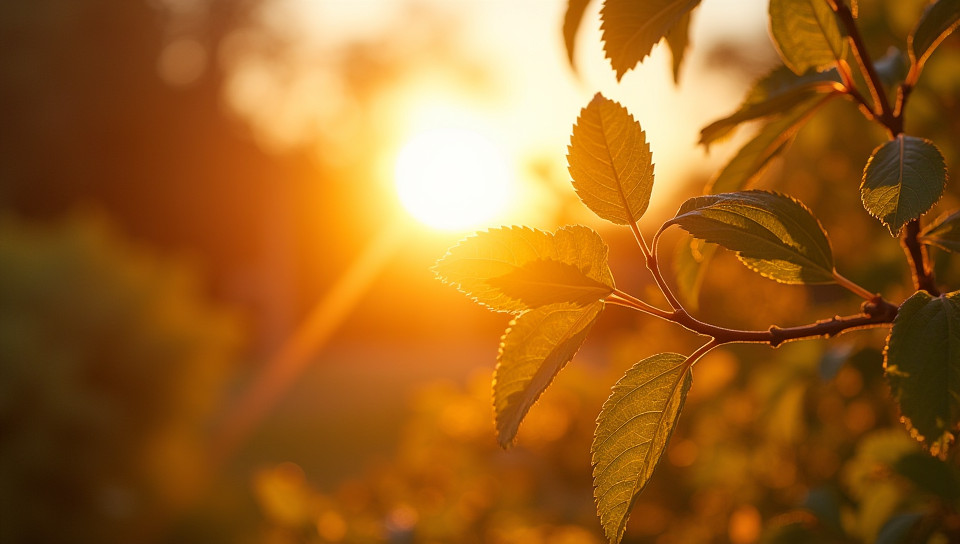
[394,127,513,230]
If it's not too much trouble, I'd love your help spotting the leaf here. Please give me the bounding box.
[874,46,908,89]
[884,290,960,457]
[665,190,836,284]
[487,259,614,307]
[592,353,692,544]
[892,452,960,502]
[672,236,716,312]
[769,0,848,75]
[601,0,702,81]
[708,95,832,194]
[909,0,960,76]
[563,0,593,69]
[434,225,615,313]
[920,209,960,252]
[699,66,840,148]
[494,301,604,447]
[568,93,655,225]
[860,135,947,236]
[664,11,692,83]
[875,513,924,544]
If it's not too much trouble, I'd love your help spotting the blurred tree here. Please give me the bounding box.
[0,212,241,543]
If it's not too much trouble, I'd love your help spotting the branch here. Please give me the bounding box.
[902,219,940,295]
[607,292,898,348]
[831,1,902,135]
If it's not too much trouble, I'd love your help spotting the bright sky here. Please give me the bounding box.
[234,0,775,226]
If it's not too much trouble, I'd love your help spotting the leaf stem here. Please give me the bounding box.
[607,290,674,320]
[630,223,683,310]
[836,59,878,122]
[832,269,876,300]
[685,338,720,369]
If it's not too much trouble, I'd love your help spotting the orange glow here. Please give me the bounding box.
[395,127,513,230]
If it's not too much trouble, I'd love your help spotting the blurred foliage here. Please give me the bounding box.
[244,0,960,543]
[1,0,958,542]
[0,212,241,542]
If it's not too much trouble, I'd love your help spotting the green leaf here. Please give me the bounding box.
[708,95,831,194]
[434,225,615,313]
[592,353,692,544]
[486,259,614,307]
[700,66,840,147]
[664,11,692,83]
[563,0,593,69]
[860,135,947,236]
[568,93,655,225]
[909,0,960,76]
[769,0,848,75]
[884,290,960,457]
[665,190,836,284]
[494,301,604,447]
[919,209,960,252]
[601,0,702,81]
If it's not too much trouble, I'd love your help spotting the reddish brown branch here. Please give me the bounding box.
[902,219,940,295]
[831,1,903,135]
[608,295,898,348]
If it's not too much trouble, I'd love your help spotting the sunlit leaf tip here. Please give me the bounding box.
[908,0,960,74]
[433,225,615,313]
[699,66,840,148]
[494,301,604,448]
[600,0,702,81]
[592,352,692,544]
[860,135,947,236]
[568,93,655,226]
[884,290,960,458]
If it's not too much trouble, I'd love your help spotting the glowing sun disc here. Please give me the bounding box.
[395,127,512,230]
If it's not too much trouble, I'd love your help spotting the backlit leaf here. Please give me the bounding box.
[563,0,593,69]
[909,0,960,76]
[769,0,848,75]
[592,353,692,544]
[708,95,832,194]
[494,301,603,447]
[860,135,947,236]
[487,259,614,307]
[919,209,960,252]
[700,66,840,147]
[665,190,836,284]
[884,290,960,457]
[664,11,692,83]
[601,0,701,81]
[672,236,716,312]
[568,93,655,225]
[434,225,614,313]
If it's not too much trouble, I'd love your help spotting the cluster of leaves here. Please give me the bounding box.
[436,1,959,543]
